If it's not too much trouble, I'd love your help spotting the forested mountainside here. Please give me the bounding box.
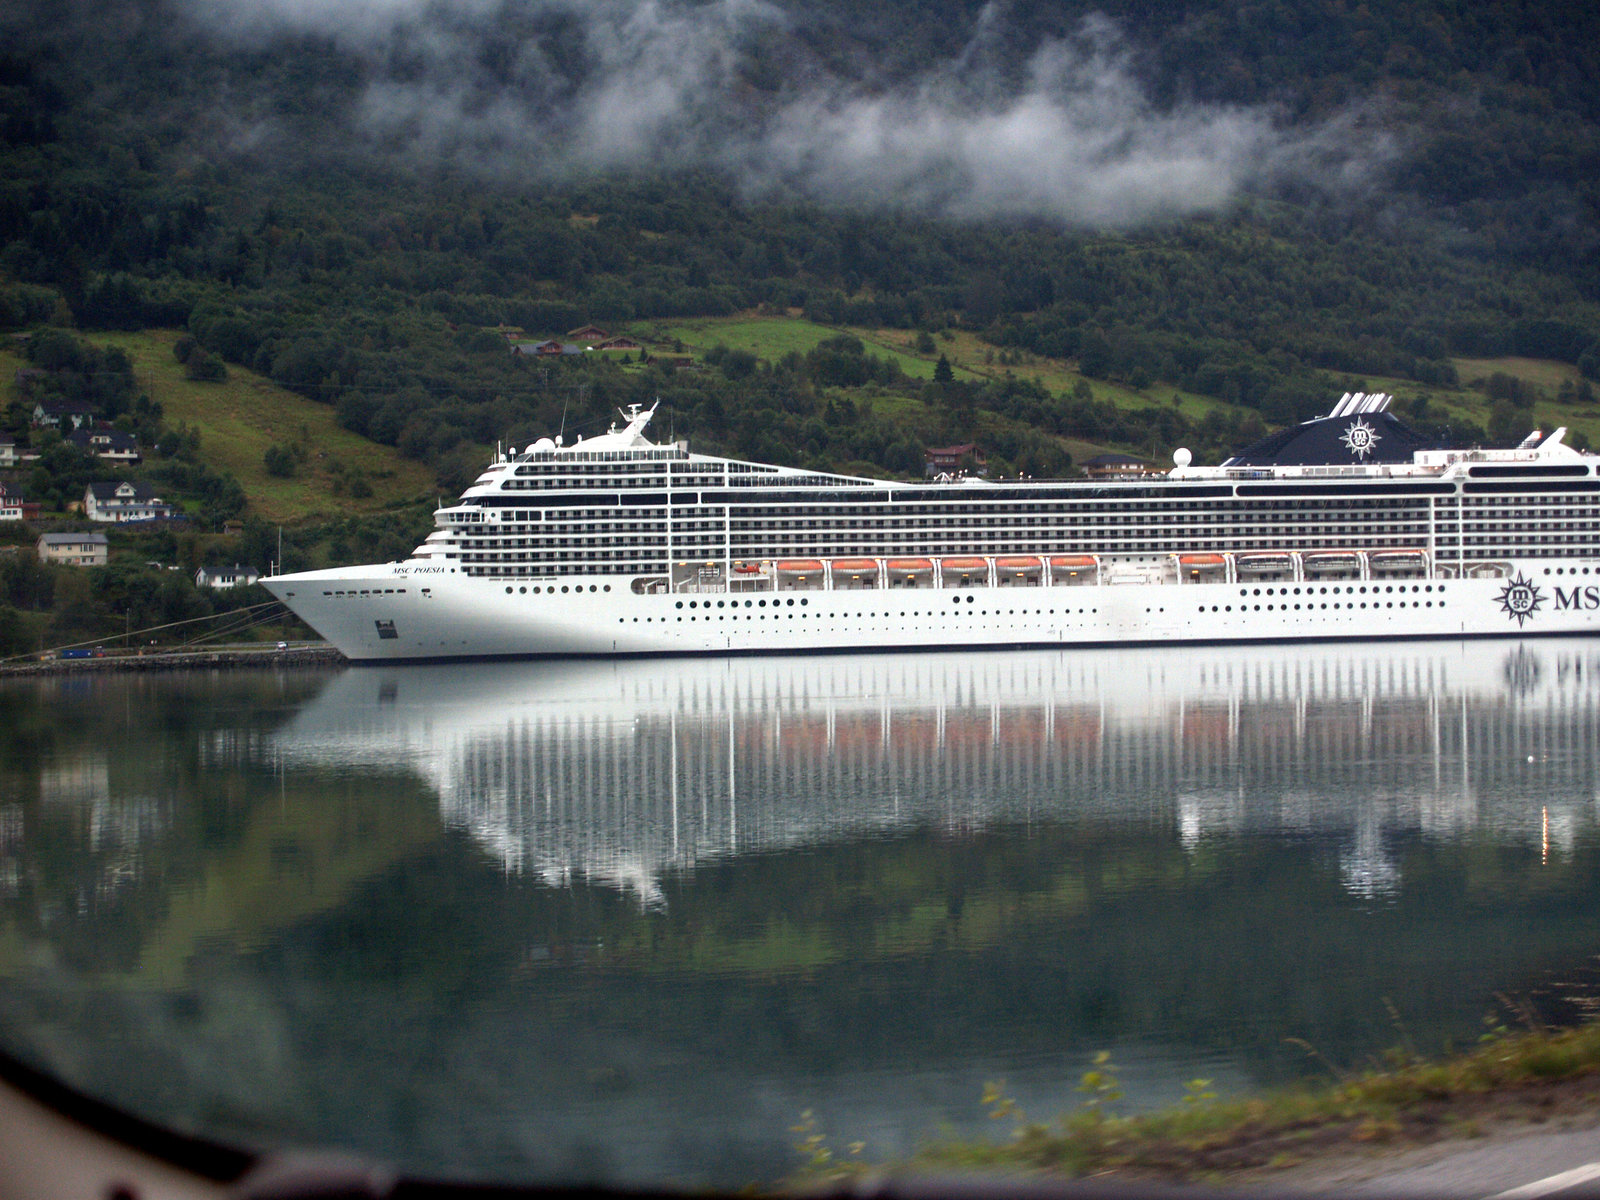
[2,0,1599,486]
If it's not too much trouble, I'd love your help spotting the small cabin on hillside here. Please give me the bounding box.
[924,443,988,477]
[1082,453,1165,480]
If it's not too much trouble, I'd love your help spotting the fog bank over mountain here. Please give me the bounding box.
[170,0,1395,227]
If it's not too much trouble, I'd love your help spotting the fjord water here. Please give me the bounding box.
[2,641,1599,1187]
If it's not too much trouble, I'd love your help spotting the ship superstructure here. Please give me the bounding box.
[263,395,1600,660]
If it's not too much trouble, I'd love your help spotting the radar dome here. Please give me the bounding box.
[533,437,556,452]
[1173,448,1193,468]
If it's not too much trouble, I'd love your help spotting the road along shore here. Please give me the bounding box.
[0,645,346,676]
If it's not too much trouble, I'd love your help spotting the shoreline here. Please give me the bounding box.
[0,645,346,676]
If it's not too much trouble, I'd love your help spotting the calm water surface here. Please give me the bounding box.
[2,640,1599,1187]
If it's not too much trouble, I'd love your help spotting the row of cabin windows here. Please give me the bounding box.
[455,536,1598,570]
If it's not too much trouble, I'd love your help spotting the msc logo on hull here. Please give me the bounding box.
[1497,575,1544,626]
[1497,576,1600,625]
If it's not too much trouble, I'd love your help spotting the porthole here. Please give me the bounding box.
[561,585,569,593]
[519,586,526,594]
[504,587,512,594]
[675,601,683,609]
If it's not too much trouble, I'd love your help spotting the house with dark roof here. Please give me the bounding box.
[924,443,988,477]
[32,401,97,430]
[69,428,142,465]
[1081,453,1165,480]
[566,324,611,343]
[0,484,40,522]
[0,437,40,469]
[83,481,177,523]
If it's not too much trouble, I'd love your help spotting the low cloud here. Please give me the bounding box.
[173,0,1395,227]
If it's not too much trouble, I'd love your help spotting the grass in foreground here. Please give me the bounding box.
[789,1020,1600,1188]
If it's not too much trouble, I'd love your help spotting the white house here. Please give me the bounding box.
[196,564,261,589]
[83,481,176,523]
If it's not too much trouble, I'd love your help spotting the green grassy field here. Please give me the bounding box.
[640,314,979,381]
[36,331,438,523]
[1453,356,1583,392]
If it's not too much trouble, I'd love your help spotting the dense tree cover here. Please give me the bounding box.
[0,0,1597,483]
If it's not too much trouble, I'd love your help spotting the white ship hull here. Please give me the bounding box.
[262,557,1600,662]
[264,397,1600,662]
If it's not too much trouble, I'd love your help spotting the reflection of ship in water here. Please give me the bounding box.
[271,641,1600,904]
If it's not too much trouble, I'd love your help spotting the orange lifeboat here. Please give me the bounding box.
[1049,555,1097,568]
[996,556,1042,570]
[1178,554,1226,566]
[777,560,825,573]
[732,561,765,574]
[939,556,988,570]
[830,558,880,572]
[886,558,934,571]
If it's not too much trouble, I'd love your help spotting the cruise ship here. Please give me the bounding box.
[262,394,1600,661]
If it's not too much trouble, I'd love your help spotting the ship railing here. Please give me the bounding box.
[671,561,726,593]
